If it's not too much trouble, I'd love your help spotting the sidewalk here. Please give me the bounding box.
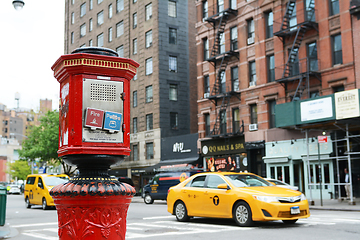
[0,223,18,239]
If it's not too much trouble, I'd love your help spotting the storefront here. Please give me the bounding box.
[264,137,334,199]
[201,136,247,172]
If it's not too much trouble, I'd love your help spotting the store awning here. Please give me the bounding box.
[144,157,201,172]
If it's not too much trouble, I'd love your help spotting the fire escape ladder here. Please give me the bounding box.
[211,94,231,136]
[211,56,229,96]
[292,76,306,101]
[282,25,308,78]
[280,0,297,30]
[210,14,228,59]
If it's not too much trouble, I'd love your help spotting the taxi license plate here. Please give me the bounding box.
[290,206,300,214]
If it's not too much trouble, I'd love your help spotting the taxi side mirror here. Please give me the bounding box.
[217,183,230,190]
[38,182,43,189]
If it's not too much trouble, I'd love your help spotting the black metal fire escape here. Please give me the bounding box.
[204,7,242,137]
[274,0,320,101]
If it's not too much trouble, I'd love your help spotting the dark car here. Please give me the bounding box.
[118,177,134,187]
[142,171,200,204]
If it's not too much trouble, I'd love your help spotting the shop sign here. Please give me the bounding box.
[300,97,333,122]
[201,137,245,156]
[335,89,360,120]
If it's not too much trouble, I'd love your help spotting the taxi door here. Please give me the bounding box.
[32,176,44,205]
[202,175,232,218]
[179,175,206,216]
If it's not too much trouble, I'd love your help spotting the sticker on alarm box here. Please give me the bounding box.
[103,111,122,133]
[84,108,105,130]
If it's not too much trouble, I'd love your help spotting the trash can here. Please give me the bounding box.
[0,185,6,226]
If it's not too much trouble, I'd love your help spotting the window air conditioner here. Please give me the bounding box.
[249,81,256,87]
[249,123,258,131]
[204,92,210,98]
[247,36,254,45]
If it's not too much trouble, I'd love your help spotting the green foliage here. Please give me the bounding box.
[8,160,31,180]
[19,110,75,176]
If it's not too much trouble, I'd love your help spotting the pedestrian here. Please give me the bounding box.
[344,168,350,199]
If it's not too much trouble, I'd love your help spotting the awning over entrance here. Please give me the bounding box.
[144,157,201,172]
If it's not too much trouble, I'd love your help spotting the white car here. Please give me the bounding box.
[265,178,299,191]
[8,184,21,194]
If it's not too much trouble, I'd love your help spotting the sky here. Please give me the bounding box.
[0,1,65,111]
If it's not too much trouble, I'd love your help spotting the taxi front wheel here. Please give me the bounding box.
[233,201,253,227]
[175,201,190,222]
[144,194,154,204]
[25,197,31,209]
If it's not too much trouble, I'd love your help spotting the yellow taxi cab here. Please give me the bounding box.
[167,172,310,227]
[24,174,69,210]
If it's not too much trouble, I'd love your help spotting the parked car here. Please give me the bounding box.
[8,184,21,194]
[167,172,310,227]
[264,178,299,191]
[24,174,69,210]
[143,171,200,204]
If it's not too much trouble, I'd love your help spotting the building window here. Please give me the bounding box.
[218,0,224,13]
[231,66,239,91]
[98,0,103,4]
[117,0,124,12]
[230,27,238,51]
[250,104,258,124]
[89,18,93,32]
[307,42,318,71]
[97,33,104,47]
[232,108,240,133]
[146,114,153,130]
[266,11,273,38]
[169,84,178,101]
[146,142,154,159]
[108,27,113,42]
[220,71,226,93]
[146,3,152,20]
[230,0,237,9]
[108,4,113,18]
[133,0,137,3]
[267,55,275,82]
[203,38,209,60]
[80,24,86,37]
[168,1,176,17]
[80,44,86,48]
[97,11,104,25]
[133,12,137,28]
[90,0,93,10]
[247,19,255,45]
[145,30,152,48]
[133,117,137,133]
[133,91,137,107]
[71,12,75,24]
[71,32,74,44]
[169,56,177,72]
[333,85,344,93]
[332,34,342,66]
[146,85,153,103]
[219,33,225,54]
[249,61,256,86]
[89,39,93,46]
[133,38,137,55]
[330,0,339,16]
[133,73,137,80]
[220,110,226,134]
[205,114,210,136]
[80,3,86,17]
[169,28,177,44]
[145,58,153,75]
[290,5,297,30]
[116,45,124,57]
[268,100,276,128]
[116,21,124,37]
[170,112,178,129]
[202,1,208,20]
[204,75,210,97]
[132,144,138,161]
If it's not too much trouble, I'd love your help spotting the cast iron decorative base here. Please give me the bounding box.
[51,175,135,240]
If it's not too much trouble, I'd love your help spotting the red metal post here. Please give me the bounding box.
[50,47,139,240]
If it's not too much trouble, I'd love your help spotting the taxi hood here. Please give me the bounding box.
[234,186,301,197]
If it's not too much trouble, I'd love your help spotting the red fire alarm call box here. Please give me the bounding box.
[52,47,139,158]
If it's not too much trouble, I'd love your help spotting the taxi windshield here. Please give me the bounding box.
[43,177,68,186]
[225,174,273,187]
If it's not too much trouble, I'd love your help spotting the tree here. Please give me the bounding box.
[7,160,31,180]
[19,110,75,176]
